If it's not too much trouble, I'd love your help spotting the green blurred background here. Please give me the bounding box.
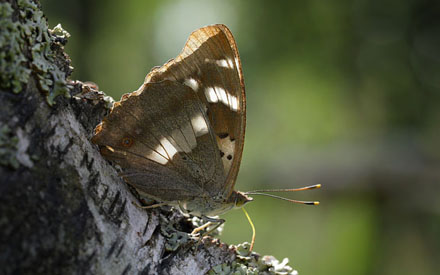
[41,0,440,274]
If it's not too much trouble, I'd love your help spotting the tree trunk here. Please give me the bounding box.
[0,0,297,274]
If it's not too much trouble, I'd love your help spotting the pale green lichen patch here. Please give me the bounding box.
[209,242,298,275]
[235,242,253,260]
[0,0,71,105]
[0,3,31,94]
[160,214,191,251]
[0,125,20,169]
[49,23,71,40]
[160,213,227,252]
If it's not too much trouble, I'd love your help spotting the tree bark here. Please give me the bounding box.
[0,1,297,274]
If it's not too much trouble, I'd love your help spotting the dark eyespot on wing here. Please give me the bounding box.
[121,137,134,147]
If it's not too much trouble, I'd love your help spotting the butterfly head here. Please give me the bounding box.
[231,190,253,209]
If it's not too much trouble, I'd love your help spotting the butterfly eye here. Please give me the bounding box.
[121,137,133,147]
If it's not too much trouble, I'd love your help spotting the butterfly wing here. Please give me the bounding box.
[92,80,226,202]
[145,24,246,197]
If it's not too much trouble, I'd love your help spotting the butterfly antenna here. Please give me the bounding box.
[248,184,321,193]
[242,207,256,252]
[245,192,319,205]
[245,184,321,205]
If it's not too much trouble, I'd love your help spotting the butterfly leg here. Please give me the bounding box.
[190,216,225,249]
[132,201,168,209]
[191,216,225,237]
[191,221,213,235]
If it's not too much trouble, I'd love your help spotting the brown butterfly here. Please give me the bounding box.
[91,24,319,249]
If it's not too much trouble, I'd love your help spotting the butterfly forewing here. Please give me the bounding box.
[145,24,246,197]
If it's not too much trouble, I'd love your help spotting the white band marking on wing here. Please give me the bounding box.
[184,78,199,91]
[205,87,219,103]
[191,114,209,137]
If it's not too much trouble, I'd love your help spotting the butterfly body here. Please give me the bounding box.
[92,25,251,219]
[176,190,252,217]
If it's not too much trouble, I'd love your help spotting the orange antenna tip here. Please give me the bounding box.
[303,201,320,205]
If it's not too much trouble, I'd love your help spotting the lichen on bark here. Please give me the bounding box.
[0,0,71,105]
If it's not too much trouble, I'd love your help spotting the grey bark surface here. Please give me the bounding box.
[0,1,299,275]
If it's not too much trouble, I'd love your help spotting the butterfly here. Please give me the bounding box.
[91,24,319,249]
